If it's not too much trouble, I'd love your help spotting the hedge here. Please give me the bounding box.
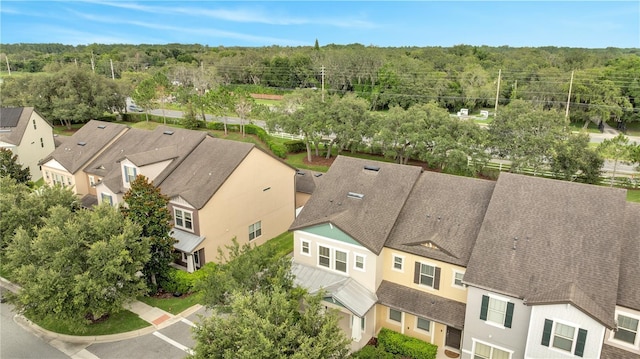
[377,328,438,359]
[284,140,306,153]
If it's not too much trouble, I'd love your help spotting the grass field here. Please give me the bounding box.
[627,189,640,203]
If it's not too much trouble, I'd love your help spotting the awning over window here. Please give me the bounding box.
[292,263,377,318]
[172,228,205,253]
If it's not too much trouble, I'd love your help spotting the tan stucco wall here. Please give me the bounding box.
[13,111,55,181]
[295,192,311,208]
[196,148,295,263]
[380,248,468,304]
[375,303,446,349]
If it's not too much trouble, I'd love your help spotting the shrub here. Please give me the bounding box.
[284,140,306,153]
[351,345,396,359]
[378,328,438,359]
[158,268,197,294]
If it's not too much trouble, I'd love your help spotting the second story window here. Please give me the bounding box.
[480,295,514,328]
[613,313,639,345]
[101,193,113,206]
[392,254,404,271]
[542,319,588,357]
[249,221,262,240]
[174,208,193,231]
[124,165,137,183]
[413,262,441,290]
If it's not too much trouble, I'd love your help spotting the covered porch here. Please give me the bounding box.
[172,228,205,273]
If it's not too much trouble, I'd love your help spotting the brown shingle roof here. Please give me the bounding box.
[618,202,640,311]
[159,136,254,209]
[600,344,639,359]
[42,120,129,173]
[385,172,495,266]
[463,172,627,328]
[85,126,206,194]
[295,169,324,194]
[0,107,27,146]
[290,156,422,254]
[377,280,466,329]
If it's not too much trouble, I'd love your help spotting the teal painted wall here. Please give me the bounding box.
[304,223,362,247]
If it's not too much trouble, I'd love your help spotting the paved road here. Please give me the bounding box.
[84,306,211,359]
[0,288,69,359]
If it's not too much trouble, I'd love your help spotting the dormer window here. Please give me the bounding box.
[174,208,193,231]
[124,165,137,184]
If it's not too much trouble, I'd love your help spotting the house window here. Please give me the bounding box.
[541,319,587,357]
[66,176,72,186]
[351,315,365,331]
[101,193,113,206]
[454,271,464,287]
[181,252,188,262]
[389,309,402,323]
[335,250,347,272]
[89,175,95,186]
[174,208,193,231]
[124,165,137,183]
[318,246,330,268]
[45,171,50,180]
[417,317,431,332]
[33,119,37,130]
[413,262,440,289]
[354,254,365,270]
[614,314,639,345]
[194,250,200,267]
[480,295,514,328]
[249,221,261,240]
[301,240,310,256]
[474,342,510,359]
[392,254,404,271]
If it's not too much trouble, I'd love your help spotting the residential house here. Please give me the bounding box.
[41,122,296,271]
[290,155,639,358]
[39,120,129,202]
[462,173,627,359]
[0,107,56,181]
[294,168,325,213]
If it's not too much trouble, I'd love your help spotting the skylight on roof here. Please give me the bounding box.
[163,130,174,135]
[347,192,364,199]
[314,173,323,177]
[77,141,87,146]
[364,165,380,172]
[97,125,106,129]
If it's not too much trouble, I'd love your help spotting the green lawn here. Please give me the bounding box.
[285,152,330,172]
[627,189,640,203]
[137,293,202,315]
[28,310,150,336]
[262,231,294,258]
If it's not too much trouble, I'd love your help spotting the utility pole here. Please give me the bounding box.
[110,59,115,80]
[321,66,325,103]
[494,69,501,115]
[91,52,95,73]
[5,55,10,75]
[565,70,574,121]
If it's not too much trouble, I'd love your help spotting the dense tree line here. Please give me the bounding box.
[1,43,638,124]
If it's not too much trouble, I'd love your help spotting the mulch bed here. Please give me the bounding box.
[152,290,192,299]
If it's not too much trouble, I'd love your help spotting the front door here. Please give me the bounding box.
[445,326,462,349]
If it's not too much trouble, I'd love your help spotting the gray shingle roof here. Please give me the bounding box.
[158,136,254,209]
[42,120,129,173]
[377,280,466,329]
[0,107,50,147]
[290,156,423,254]
[618,202,640,311]
[463,172,627,328]
[385,172,495,266]
[295,169,325,194]
[85,125,206,194]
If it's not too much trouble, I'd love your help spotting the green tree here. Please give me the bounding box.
[122,175,175,288]
[203,87,234,135]
[324,93,373,158]
[550,132,603,184]
[191,260,350,359]
[132,76,157,122]
[0,177,78,250]
[0,148,31,183]
[6,204,150,327]
[374,105,425,164]
[598,134,635,186]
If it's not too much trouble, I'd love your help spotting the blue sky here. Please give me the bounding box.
[1,1,638,48]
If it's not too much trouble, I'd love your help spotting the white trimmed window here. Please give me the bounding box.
[541,319,588,357]
[553,323,576,352]
[124,165,137,183]
[101,193,113,206]
[89,175,95,186]
[474,342,511,359]
[417,317,431,333]
[300,240,311,256]
[318,246,330,268]
[453,271,465,288]
[480,295,514,328]
[335,250,347,272]
[389,308,402,323]
[248,221,262,240]
[614,313,639,345]
[392,254,404,271]
[174,208,193,231]
[354,254,365,271]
